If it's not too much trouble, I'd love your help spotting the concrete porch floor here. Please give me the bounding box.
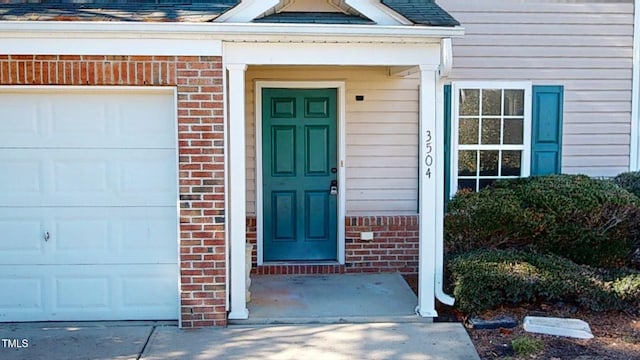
[234,273,422,324]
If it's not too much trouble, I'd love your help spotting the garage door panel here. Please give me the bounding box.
[0,217,44,256]
[122,276,178,308]
[55,277,110,310]
[0,149,177,207]
[1,96,41,138]
[48,207,178,264]
[50,97,108,135]
[0,265,178,321]
[0,276,45,313]
[116,95,177,142]
[55,217,110,252]
[122,215,178,253]
[0,92,175,149]
[120,156,177,194]
[0,159,42,194]
[0,207,177,265]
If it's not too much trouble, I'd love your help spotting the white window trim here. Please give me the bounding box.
[450,81,532,197]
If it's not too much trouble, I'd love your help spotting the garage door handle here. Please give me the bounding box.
[44,231,50,242]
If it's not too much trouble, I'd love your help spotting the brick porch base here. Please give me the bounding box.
[247,215,419,275]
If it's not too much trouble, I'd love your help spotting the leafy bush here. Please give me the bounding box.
[448,249,640,315]
[614,171,640,199]
[445,174,640,268]
[611,273,640,307]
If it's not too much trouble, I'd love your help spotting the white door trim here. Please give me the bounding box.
[255,81,347,265]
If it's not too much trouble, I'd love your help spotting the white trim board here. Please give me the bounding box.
[225,42,440,66]
[255,81,347,265]
[631,0,640,170]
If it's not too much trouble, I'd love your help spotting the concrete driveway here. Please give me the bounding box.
[1,321,479,360]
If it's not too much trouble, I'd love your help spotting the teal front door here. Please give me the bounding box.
[262,88,338,261]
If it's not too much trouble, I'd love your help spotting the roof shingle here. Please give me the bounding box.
[0,1,240,22]
[0,0,459,27]
[381,0,460,27]
[254,12,374,25]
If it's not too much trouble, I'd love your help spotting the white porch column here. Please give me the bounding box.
[227,63,249,320]
[417,65,439,317]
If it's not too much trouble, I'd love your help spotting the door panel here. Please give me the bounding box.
[272,126,296,176]
[272,191,297,242]
[305,191,330,240]
[263,88,338,261]
[306,126,329,175]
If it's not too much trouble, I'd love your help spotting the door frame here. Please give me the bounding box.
[255,81,346,265]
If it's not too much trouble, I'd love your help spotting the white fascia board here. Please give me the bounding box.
[0,22,464,53]
[346,0,411,25]
[215,0,280,23]
[224,41,440,66]
[0,37,222,56]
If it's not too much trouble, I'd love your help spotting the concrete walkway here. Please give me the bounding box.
[0,274,480,359]
[0,322,480,360]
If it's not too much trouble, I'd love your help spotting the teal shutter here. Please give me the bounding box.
[531,85,563,175]
[443,84,452,205]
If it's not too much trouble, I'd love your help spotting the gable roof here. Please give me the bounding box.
[0,0,459,27]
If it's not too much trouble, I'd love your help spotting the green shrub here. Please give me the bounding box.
[614,171,640,199]
[448,249,640,315]
[445,174,640,268]
[611,273,640,308]
[444,188,541,254]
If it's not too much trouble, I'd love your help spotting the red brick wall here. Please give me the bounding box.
[0,55,226,327]
[345,215,419,273]
[248,215,419,274]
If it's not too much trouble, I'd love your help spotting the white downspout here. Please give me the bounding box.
[436,38,455,306]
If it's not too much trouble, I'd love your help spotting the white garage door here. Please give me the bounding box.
[0,88,179,322]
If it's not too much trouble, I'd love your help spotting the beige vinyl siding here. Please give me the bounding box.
[439,0,634,177]
[245,66,419,216]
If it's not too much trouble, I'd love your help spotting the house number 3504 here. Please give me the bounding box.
[424,130,433,178]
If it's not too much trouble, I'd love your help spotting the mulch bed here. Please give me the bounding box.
[403,274,640,360]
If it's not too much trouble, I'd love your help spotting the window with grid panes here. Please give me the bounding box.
[453,83,531,191]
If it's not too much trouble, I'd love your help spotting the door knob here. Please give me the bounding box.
[44,231,50,242]
[330,180,338,195]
